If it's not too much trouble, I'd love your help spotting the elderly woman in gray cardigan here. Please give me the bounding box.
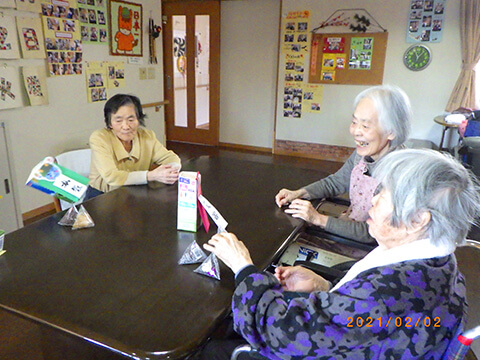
[275,85,412,244]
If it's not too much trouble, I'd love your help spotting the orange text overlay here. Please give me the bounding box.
[346,316,441,328]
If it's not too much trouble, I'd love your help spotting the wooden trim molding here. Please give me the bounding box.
[22,202,56,224]
[274,139,353,163]
[218,142,272,154]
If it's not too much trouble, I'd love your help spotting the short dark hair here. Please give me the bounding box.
[104,94,146,128]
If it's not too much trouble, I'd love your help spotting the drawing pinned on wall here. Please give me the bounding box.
[0,16,21,59]
[16,17,46,59]
[15,0,41,13]
[22,65,48,106]
[0,65,23,110]
[0,0,16,8]
[109,0,142,56]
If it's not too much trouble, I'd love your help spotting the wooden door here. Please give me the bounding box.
[0,122,21,233]
[162,0,220,145]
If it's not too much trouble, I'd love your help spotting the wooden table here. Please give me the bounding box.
[0,155,326,360]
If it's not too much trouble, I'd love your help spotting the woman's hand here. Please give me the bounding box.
[275,188,307,207]
[203,232,253,274]
[275,265,330,292]
[283,199,328,228]
[147,164,180,184]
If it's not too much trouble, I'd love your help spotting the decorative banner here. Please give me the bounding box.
[349,37,373,70]
[106,61,125,88]
[85,61,107,102]
[43,9,82,76]
[108,0,142,56]
[77,0,108,44]
[0,16,21,59]
[0,0,16,8]
[0,66,23,110]
[16,17,46,59]
[407,0,446,43]
[281,10,310,55]
[22,65,49,106]
[15,0,41,13]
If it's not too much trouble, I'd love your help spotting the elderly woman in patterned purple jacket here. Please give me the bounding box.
[276,85,412,244]
[201,149,479,360]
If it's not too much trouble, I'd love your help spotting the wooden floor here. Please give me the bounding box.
[2,142,479,359]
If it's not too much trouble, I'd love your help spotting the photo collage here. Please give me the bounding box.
[77,0,108,44]
[42,0,83,76]
[407,0,446,42]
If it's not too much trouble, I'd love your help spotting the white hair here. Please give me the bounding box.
[354,85,412,149]
[373,149,480,251]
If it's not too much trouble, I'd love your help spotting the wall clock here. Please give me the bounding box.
[403,44,432,71]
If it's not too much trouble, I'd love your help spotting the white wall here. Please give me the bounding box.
[1,0,164,213]
[275,0,461,147]
[220,0,280,148]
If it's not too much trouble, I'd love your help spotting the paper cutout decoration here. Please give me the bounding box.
[72,205,95,230]
[22,65,49,106]
[0,16,21,59]
[194,253,221,280]
[16,17,46,59]
[0,66,23,110]
[15,0,41,13]
[0,0,16,8]
[178,240,207,265]
[58,205,79,226]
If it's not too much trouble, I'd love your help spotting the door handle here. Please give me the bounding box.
[4,179,10,194]
[166,75,172,90]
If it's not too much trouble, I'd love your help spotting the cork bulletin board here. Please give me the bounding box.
[309,32,388,85]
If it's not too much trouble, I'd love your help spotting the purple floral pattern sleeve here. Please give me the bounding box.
[232,255,466,360]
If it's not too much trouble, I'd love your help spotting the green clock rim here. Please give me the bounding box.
[403,44,432,71]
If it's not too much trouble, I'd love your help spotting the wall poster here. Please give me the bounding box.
[108,0,142,56]
[0,15,21,59]
[407,0,446,43]
[22,65,49,106]
[0,66,23,110]
[85,61,107,102]
[16,17,46,59]
[77,0,108,44]
[15,0,41,13]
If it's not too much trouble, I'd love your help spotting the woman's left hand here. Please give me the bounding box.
[283,199,328,228]
[203,232,253,274]
[147,164,180,184]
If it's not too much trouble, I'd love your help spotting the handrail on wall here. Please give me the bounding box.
[142,100,170,112]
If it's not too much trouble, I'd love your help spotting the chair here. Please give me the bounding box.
[230,239,480,360]
[53,148,91,212]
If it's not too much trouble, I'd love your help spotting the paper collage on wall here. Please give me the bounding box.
[85,61,107,102]
[407,0,446,42]
[319,36,347,82]
[349,37,374,70]
[77,0,108,44]
[42,0,83,76]
[281,11,311,118]
[109,0,142,56]
[16,17,46,59]
[0,15,21,59]
[0,66,23,110]
[106,61,125,88]
[15,0,41,13]
[22,65,49,106]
